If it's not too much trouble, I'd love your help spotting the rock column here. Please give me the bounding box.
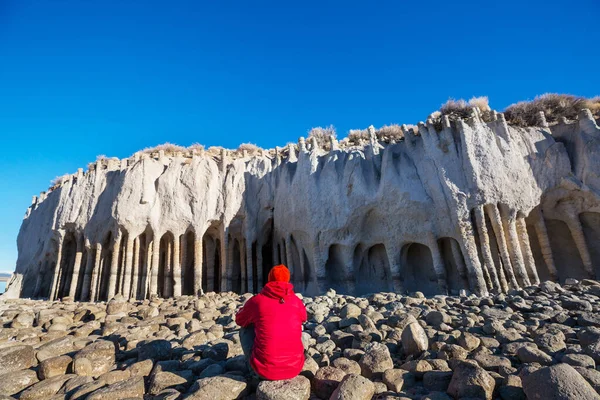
[122,236,135,299]
[173,234,182,297]
[516,217,540,285]
[69,235,83,300]
[49,235,64,301]
[194,236,203,295]
[473,205,505,292]
[130,237,140,299]
[486,204,519,289]
[80,245,94,301]
[531,209,558,280]
[107,231,122,300]
[150,236,160,297]
[500,205,531,287]
[564,207,595,278]
[90,244,102,301]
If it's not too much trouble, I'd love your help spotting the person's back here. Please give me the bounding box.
[235,265,307,380]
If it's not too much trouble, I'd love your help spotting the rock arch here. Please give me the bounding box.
[354,243,392,295]
[545,218,588,282]
[401,242,439,296]
[324,244,347,293]
[581,212,600,277]
[438,237,468,295]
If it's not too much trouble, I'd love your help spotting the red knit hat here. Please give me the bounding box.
[268,264,290,283]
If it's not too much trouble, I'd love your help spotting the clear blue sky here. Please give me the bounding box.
[1,0,599,273]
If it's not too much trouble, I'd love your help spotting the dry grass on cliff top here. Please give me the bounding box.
[504,94,600,126]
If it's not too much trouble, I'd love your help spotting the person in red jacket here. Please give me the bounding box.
[235,264,307,380]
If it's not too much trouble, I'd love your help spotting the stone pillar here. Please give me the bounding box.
[500,205,531,287]
[449,237,473,289]
[458,222,489,297]
[473,205,506,293]
[107,231,123,300]
[140,238,152,299]
[33,265,43,298]
[565,211,595,278]
[256,240,264,291]
[194,236,203,295]
[516,217,540,285]
[531,209,558,280]
[130,237,140,300]
[122,235,135,299]
[173,234,182,297]
[486,204,519,289]
[429,239,449,295]
[285,236,294,284]
[206,239,215,292]
[150,236,160,297]
[221,230,229,292]
[246,240,253,293]
[90,244,102,301]
[181,234,188,294]
[164,237,173,297]
[239,239,247,293]
[80,245,94,301]
[50,235,64,301]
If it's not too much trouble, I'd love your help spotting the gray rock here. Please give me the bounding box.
[447,361,495,400]
[313,366,345,399]
[382,369,413,392]
[0,345,37,375]
[0,369,39,395]
[87,377,145,400]
[517,346,553,365]
[138,340,172,361]
[186,375,248,400]
[255,375,310,400]
[522,363,600,400]
[359,342,393,379]
[423,371,453,392]
[72,340,115,377]
[329,374,375,400]
[401,322,428,356]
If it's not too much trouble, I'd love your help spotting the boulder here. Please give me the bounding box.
[72,340,115,377]
[313,366,346,399]
[38,355,72,379]
[329,374,375,400]
[255,375,311,400]
[0,344,37,375]
[447,361,495,400]
[138,339,172,361]
[358,342,393,379]
[19,374,75,400]
[401,321,428,356]
[87,377,145,400]
[186,375,248,400]
[0,369,39,395]
[522,363,600,400]
[382,369,414,392]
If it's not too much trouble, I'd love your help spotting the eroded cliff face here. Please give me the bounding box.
[6,109,600,300]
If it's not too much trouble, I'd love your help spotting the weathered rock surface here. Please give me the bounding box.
[7,105,600,302]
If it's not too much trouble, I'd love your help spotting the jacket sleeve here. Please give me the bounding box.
[235,296,257,327]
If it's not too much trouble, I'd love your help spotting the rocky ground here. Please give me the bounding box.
[4,280,600,399]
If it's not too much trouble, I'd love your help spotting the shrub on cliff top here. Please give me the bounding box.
[504,93,599,126]
[308,125,336,150]
[431,96,492,131]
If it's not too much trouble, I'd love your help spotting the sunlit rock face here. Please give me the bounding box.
[6,108,600,301]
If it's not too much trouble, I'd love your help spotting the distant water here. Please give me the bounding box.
[0,282,6,293]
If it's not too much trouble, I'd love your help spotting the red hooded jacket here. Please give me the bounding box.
[235,281,307,380]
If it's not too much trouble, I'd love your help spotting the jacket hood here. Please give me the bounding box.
[260,281,295,300]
